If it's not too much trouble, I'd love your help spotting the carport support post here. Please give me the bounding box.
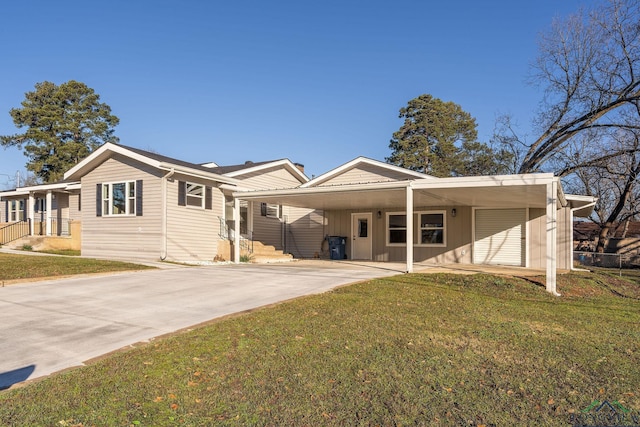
[45,190,52,236]
[234,197,241,263]
[406,183,414,273]
[546,179,559,296]
[28,193,35,236]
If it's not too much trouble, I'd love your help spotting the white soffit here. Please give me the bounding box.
[566,194,597,217]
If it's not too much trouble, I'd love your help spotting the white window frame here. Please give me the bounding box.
[185,182,205,209]
[262,202,281,219]
[35,198,46,213]
[416,210,446,247]
[386,211,407,246]
[9,200,25,222]
[102,181,136,216]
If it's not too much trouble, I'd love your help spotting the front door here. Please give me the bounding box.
[351,213,372,260]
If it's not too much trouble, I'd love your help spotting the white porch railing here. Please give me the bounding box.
[218,216,253,253]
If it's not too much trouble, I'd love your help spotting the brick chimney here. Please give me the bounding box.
[294,163,305,173]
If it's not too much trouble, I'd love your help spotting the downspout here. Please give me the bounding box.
[160,168,175,260]
[570,201,597,272]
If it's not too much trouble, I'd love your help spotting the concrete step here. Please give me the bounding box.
[5,236,45,250]
[247,241,287,255]
[251,247,283,255]
[242,240,294,263]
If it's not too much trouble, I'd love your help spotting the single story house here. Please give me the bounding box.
[0,142,596,295]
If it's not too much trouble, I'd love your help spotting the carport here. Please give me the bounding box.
[232,173,596,296]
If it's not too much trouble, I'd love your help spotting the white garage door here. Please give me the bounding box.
[474,209,526,266]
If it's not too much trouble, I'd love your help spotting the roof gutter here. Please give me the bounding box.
[233,180,410,199]
[158,163,242,186]
[569,200,597,272]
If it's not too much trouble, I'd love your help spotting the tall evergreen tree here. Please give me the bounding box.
[387,94,512,177]
[1,80,119,183]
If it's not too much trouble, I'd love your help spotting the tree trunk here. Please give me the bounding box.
[622,219,630,239]
[596,223,611,253]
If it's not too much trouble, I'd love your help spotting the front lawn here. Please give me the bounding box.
[0,270,638,426]
[0,253,154,282]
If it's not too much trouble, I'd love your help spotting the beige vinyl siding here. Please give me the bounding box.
[235,166,314,252]
[211,187,224,239]
[557,206,572,269]
[285,206,325,258]
[68,192,81,220]
[528,208,545,268]
[81,155,163,260]
[529,206,572,270]
[252,203,284,250]
[316,164,414,187]
[165,175,222,261]
[53,193,70,235]
[236,166,303,190]
[326,206,472,263]
[65,192,82,233]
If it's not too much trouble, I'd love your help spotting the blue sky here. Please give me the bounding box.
[0,0,591,188]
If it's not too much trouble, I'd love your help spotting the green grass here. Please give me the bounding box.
[0,253,154,282]
[1,270,639,426]
[35,249,81,256]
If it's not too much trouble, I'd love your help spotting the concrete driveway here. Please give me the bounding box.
[0,261,399,389]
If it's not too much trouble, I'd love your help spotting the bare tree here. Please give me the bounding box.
[565,126,640,251]
[494,0,640,251]
[515,0,640,175]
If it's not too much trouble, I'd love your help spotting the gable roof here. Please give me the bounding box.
[301,156,433,188]
[0,181,81,198]
[211,159,309,183]
[63,142,241,185]
[208,160,282,175]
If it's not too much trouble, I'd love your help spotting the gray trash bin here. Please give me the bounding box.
[328,236,347,260]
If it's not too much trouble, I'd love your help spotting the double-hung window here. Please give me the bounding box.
[386,210,446,246]
[9,200,25,222]
[186,182,205,208]
[178,181,211,210]
[102,181,136,216]
[387,212,407,245]
[418,211,445,246]
[261,202,281,219]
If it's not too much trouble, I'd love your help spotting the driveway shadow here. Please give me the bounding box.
[0,365,36,390]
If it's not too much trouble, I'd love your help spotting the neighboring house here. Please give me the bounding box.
[0,143,319,260]
[0,181,81,238]
[574,220,640,254]
[0,142,596,295]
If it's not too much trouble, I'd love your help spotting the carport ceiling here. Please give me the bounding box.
[236,184,549,210]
